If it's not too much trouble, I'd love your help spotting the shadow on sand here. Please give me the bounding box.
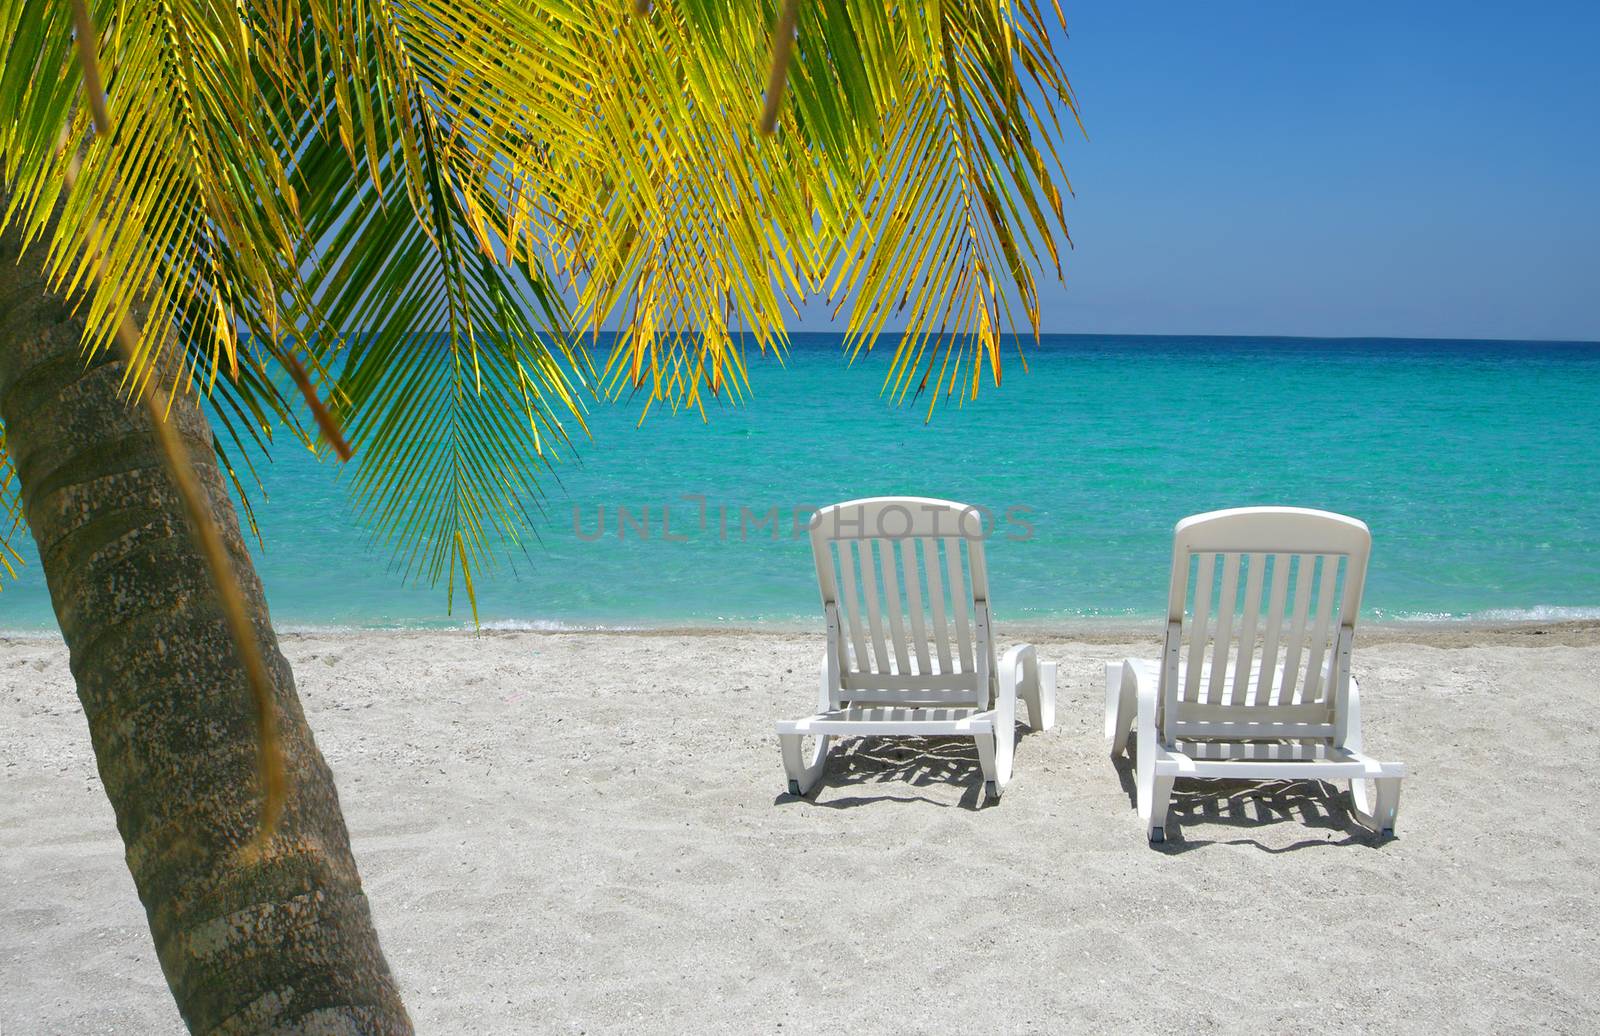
[772,726,1045,811]
[1111,753,1395,853]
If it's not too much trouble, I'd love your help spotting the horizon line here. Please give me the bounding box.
[766,328,1600,347]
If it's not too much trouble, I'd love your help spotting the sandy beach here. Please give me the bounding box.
[4,624,1599,1034]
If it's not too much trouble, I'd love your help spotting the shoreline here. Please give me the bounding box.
[5,616,1599,647]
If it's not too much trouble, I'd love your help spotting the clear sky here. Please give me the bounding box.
[1024,1,1600,341]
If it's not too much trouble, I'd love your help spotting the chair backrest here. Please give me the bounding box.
[811,497,993,708]
[1160,507,1371,742]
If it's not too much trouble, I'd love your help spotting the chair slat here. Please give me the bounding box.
[878,539,911,674]
[1301,554,1341,704]
[858,540,889,673]
[839,675,985,696]
[1279,553,1315,705]
[1205,553,1241,703]
[1175,700,1333,723]
[923,537,953,674]
[1228,553,1266,706]
[900,538,932,675]
[1256,553,1293,706]
[1183,552,1216,702]
[945,537,974,674]
[1176,740,1349,762]
[835,541,870,673]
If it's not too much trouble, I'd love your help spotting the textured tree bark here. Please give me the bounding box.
[0,218,412,1032]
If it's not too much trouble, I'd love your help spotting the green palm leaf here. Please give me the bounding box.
[0,0,1079,606]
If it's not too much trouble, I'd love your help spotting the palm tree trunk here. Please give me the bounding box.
[0,218,412,1031]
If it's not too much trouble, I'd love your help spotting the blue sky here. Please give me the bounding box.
[999,2,1600,340]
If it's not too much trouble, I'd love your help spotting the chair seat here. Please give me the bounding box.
[1154,740,1405,780]
[1174,739,1344,761]
[776,706,994,737]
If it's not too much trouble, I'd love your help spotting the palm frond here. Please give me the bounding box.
[276,2,588,614]
[4,0,301,388]
[513,0,1079,420]
[0,0,1079,614]
[289,111,585,609]
[786,1,1079,417]
[475,2,826,420]
[0,1,591,614]
[0,0,308,536]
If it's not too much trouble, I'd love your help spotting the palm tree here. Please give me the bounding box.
[0,1,1076,1031]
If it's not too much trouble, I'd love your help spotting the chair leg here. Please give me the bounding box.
[779,733,831,796]
[1132,670,1172,842]
[1374,779,1402,836]
[1143,775,1175,843]
[1349,776,1402,836]
[975,726,1014,802]
[1349,775,1373,817]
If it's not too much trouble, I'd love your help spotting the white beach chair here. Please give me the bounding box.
[1106,507,1405,842]
[776,497,1056,801]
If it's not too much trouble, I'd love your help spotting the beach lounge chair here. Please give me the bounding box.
[776,497,1056,801]
[1106,507,1405,842]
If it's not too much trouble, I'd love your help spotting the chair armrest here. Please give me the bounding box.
[1001,643,1054,730]
[816,650,835,713]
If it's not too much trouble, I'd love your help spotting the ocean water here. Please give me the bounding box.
[3,334,1599,632]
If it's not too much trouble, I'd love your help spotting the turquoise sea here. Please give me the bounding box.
[3,334,1599,631]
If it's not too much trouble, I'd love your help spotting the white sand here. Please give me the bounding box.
[4,625,1599,1033]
